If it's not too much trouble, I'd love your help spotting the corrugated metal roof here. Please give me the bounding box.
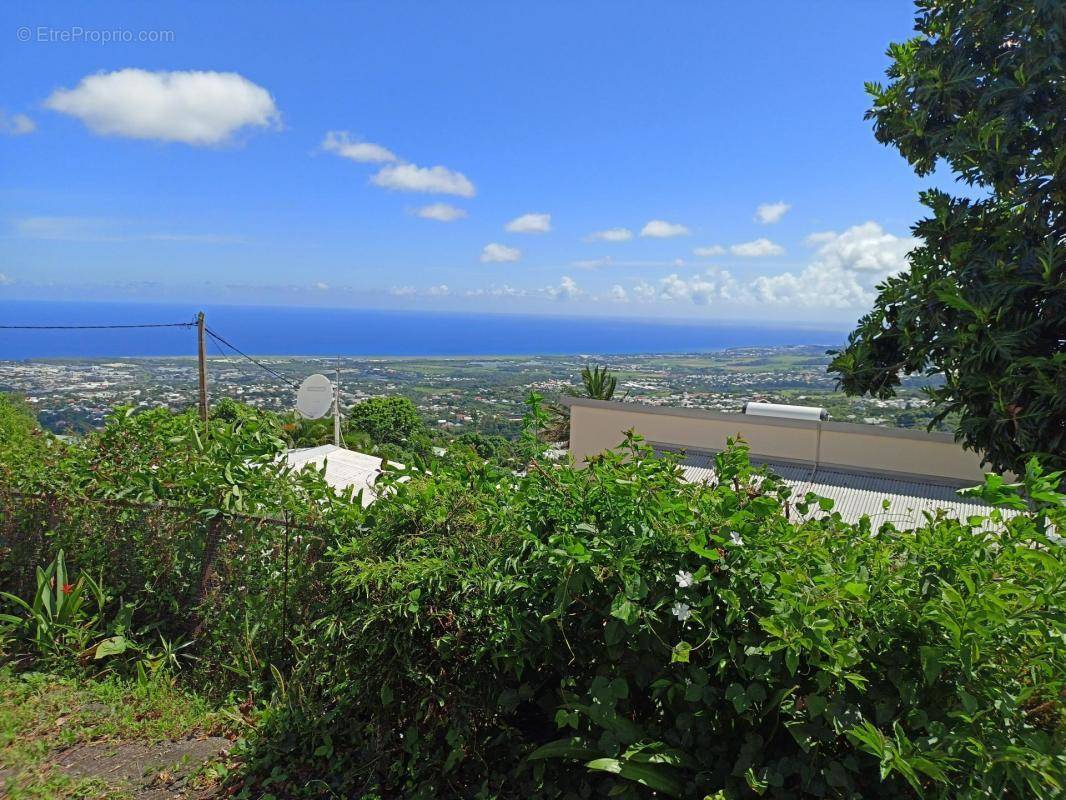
[674,451,1011,529]
[285,444,401,506]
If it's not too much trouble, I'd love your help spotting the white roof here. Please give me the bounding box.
[676,451,1017,529]
[284,444,400,506]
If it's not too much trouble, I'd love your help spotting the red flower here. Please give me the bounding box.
[61,583,74,595]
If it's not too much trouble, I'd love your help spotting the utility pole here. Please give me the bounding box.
[197,311,209,422]
[333,357,341,446]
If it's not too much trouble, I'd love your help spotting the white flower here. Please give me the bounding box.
[675,570,694,588]
[671,602,692,622]
[1047,531,1066,547]
[729,531,744,547]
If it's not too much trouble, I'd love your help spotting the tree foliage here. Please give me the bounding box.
[828,0,1066,474]
[348,395,426,448]
[0,394,59,480]
[547,365,622,442]
[0,394,38,442]
[565,365,620,402]
[453,430,521,469]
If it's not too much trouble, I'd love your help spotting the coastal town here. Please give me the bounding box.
[1,345,942,437]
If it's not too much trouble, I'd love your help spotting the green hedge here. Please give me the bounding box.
[3,395,1064,797]
[241,435,1066,799]
[0,397,356,694]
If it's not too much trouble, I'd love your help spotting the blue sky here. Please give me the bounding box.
[1,2,945,323]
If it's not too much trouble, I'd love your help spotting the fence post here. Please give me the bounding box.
[30,495,54,596]
[282,511,291,647]
[191,515,224,635]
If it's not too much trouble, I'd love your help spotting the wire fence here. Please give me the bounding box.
[0,489,336,671]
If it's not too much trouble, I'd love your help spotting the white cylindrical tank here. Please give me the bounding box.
[742,401,829,422]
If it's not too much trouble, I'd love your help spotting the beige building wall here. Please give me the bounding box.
[566,398,989,484]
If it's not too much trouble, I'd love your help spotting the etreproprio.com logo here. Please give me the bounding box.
[17,26,175,44]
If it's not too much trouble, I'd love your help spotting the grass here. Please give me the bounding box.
[0,669,237,799]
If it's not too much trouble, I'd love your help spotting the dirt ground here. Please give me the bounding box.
[52,736,233,799]
[0,673,239,800]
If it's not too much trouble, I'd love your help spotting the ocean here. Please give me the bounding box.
[0,300,847,359]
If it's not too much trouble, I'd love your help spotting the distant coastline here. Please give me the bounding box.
[0,300,848,360]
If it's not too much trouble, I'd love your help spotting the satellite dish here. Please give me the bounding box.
[296,373,334,419]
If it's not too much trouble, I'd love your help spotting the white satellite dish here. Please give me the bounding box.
[296,373,334,419]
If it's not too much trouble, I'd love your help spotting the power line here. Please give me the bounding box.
[207,332,228,360]
[0,313,298,392]
[204,326,298,389]
[0,321,196,330]
[205,331,280,385]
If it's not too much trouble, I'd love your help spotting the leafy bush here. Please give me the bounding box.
[453,431,522,469]
[0,402,359,696]
[3,394,1065,797]
[241,428,1066,799]
[0,394,39,444]
[0,549,109,661]
[349,395,426,448]
[0,394,65,490]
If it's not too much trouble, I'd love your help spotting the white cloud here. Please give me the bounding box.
[15,216,109,240]
[640,219,690,238]
[372,163,475,197]
[606,222,914,311]
[608,284,628,302]
[753,222,916,308]
[385,283,452,297]
[313,281,329,290]
[573,257,702,270]
[731,238,784,257]
[0,111,35,136]
[414,203,467,222]
[631,282,655,302]
[0,273,11,285]
[753,265,871,309]
[10,216,245,244]
[505,213,551,234]
[13,216,245,244]
[572,256,613,270]
[693,244,725,257]
[755,201,791,224]
[466,284,526,297]
[320,132,475,202]
[44,69,279,145]
[804,221,915,273]
[143,233,245,243]
[658,273,699,303]
[655,268,741,305]
[544,275,582,301]
[804,231,837,245]
[587,227,633,242]
[480,242,521,263]
[320,130,397,163]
